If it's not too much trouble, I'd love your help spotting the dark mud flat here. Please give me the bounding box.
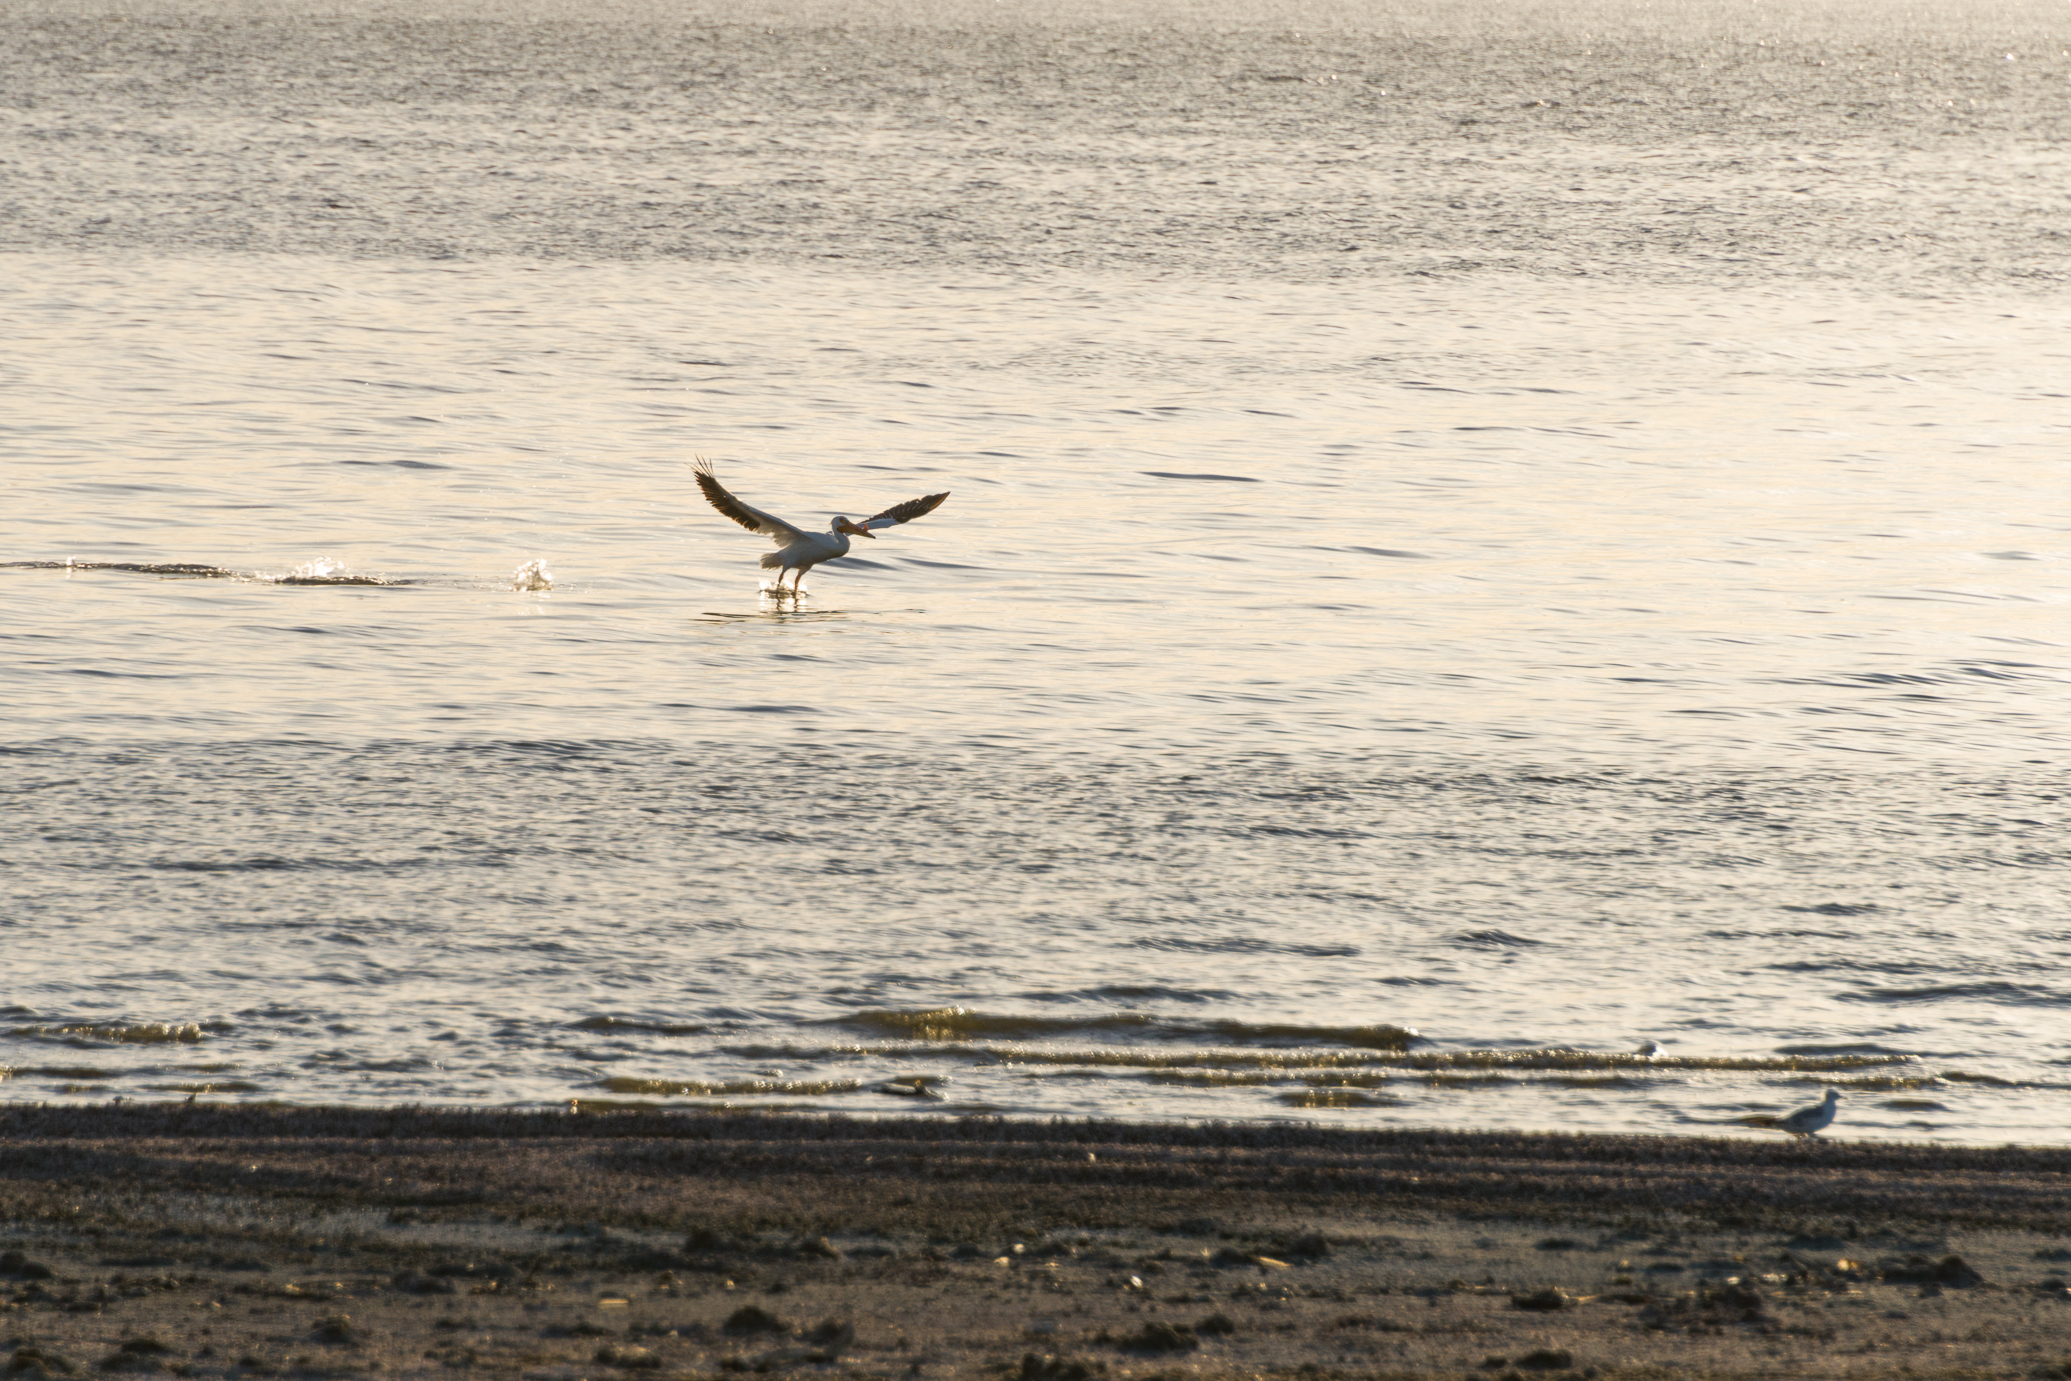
[3,1107,2070,1381]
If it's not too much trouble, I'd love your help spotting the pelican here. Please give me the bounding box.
[694,458,950,596]
[1778,1088,1842,1139]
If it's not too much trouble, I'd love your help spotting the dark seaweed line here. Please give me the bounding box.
[0,1103,2064,1174]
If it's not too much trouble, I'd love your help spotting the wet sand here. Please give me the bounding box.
[4,1107,2070,1380]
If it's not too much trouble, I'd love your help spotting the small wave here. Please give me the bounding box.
[146,1080,263,1093]
[729,1040,1904,1074]
[569,1016,707,1036]
[595,1076,864,1097]
[150,856,425,876]
[569,1098,834,1113]
[510,558,553,592]
[1766,960,1941,974]
[1839,982,2070,1006]
[1276,1089,1399,1108]
[727,1041,1395,1070]
[1247,826,1369,843]
[1786,1074,1943,1091]
[1129,937,1360,957]
[1082,985,1232,1004]
[1296,1072,1392,1088]
[1775,1042,1913,1056]
[1775,662,2060,690]
[1140,471,1260,483]
[833,1008,1162,1041]
[10,1023,206,1044]
[829,1007,1416,1050]
[1782,902,1883,916]
[1141,1070,1390,1090]
[1451,930,1543,948]
[1200,1020,1412,1048]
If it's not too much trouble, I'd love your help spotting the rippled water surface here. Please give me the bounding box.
[2,0,2067,1143]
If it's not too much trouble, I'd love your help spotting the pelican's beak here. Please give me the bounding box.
[848,521,875,538]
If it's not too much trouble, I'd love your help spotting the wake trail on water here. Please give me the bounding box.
[1,557,555,592]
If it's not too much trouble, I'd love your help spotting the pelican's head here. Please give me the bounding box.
[834,517,875,538]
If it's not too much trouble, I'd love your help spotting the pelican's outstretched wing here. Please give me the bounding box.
[695,458,805,547]
[861,489,951,531]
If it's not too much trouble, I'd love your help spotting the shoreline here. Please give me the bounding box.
[3,1103,2071,1227]
[4,1107,2070,1380]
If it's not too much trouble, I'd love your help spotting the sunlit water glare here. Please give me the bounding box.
[3,0,2067,1144]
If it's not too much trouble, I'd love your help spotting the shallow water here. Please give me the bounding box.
[2,0,2067,1144]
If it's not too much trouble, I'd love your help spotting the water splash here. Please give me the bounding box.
[510,558,553,592]
[266,557,396,587]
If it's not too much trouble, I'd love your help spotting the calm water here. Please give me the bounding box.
[2,0,2067,1144]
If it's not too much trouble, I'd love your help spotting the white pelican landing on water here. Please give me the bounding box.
[694,458,950,596]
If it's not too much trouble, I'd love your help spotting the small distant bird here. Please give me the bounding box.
[1779,1088,1843,1139]
[694,458,950,595]
[1633,1040,1662,1058]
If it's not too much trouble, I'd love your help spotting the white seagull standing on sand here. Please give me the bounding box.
[694,458,950,596]
[1778,1088,1843,1139]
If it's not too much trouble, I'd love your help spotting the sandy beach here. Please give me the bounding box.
[3,1106,2069,1381]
